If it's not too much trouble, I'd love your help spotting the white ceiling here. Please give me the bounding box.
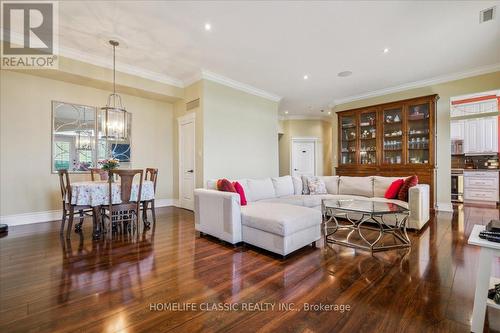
[53,1,500,115]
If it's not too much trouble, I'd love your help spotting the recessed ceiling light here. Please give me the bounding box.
[284,111,289,114]
[204,23,212,31]
[303,75,309,80]
[337,71,352,77]
[328,111,332,115]
[383,48,390,53]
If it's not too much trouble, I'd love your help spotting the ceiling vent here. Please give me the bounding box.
[480,6,495,23]
[186,98,200,111]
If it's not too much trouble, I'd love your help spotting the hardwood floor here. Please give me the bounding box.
[1,205,500,333]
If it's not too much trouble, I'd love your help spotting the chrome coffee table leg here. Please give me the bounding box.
[325,209,411,252]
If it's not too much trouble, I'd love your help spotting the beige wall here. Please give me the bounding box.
[333,71,500,208]
[202,80,279,182]
[172,79,279,198]
[279,119,333,176]
[0,71,175,216]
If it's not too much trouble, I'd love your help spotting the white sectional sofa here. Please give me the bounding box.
[194,175,430,256]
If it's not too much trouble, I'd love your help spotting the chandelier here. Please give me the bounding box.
[75,106,93,151]
[100,40,129,141]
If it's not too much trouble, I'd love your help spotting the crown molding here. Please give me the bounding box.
[281,115,333,121]
[333,63,500,106]
[59,46,185,88]
[201,70,282,102]
[183,72,203,87]
[2,31,281,100]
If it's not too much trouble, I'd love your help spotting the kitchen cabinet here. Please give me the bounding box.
[450,98,498,118]
[463,116,498,154]
[464,119,479,153]
[464,171,499,204]
[450,120,464,140]
[481,116,498,153]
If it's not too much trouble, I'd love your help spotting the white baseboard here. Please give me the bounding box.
[155,198,179,208]
[436,202,454,212]
[0,210,63,227]
[0,198,179,226]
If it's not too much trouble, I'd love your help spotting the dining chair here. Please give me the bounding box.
[101,169,143,235]
[90,168,108,181]
[142,168,158,228]
[58,169,95,239]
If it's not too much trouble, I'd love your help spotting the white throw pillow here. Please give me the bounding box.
[271,176,295,197]
[318,176,339,194]
[301,175,310,195]
[291,176,303,195]
[338,176,374,197]
[246,178,276,201]
[308,178,327,195]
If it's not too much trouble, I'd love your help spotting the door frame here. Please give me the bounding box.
[177,112,196,210]
[290,137,320,177]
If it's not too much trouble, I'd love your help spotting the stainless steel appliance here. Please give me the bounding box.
[451,170,464,203]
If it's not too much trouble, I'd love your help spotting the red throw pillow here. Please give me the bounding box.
[233,181,247,206]
[397,175,419,202]
[384,179,404,199]
[217,179,236,193]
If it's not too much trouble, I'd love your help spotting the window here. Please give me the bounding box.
[54,141,70,170]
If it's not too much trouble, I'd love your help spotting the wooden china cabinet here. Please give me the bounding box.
[337,94,438,208]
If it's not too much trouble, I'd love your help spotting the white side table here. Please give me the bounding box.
[468,225,500,333]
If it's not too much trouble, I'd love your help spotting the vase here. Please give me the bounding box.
[108,171,114,182]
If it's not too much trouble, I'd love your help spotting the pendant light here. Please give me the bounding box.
[75,106,93,151]
[100,40,129,142]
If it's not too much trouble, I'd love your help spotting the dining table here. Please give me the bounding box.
[70,180,154,206]
[70,180,155,238]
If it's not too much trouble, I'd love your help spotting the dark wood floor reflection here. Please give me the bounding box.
[1,205,500,332]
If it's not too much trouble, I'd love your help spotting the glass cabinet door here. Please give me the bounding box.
[406,102,430,164]
[382,107,403,164]
[340,114,357,165]
[359,110,377,164]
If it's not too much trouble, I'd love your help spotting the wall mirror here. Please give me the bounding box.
[52,101,132,173]
[52,101,97,172]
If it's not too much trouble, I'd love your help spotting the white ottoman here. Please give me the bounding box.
[241,202,322,256]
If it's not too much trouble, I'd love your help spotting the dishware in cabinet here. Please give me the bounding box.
[382,105,404,165]
[359,109,378,165]
[406,100,432,165]
[339,112,358,165]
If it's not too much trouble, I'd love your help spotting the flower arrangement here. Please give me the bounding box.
[99,158,120,171]
[98,159,120,181]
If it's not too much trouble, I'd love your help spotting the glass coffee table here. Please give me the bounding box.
[322,199,411,252]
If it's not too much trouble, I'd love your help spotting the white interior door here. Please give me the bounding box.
[179,116,195,210]
[291,140,315,177]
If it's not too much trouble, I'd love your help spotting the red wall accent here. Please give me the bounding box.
[451,95,497,105]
